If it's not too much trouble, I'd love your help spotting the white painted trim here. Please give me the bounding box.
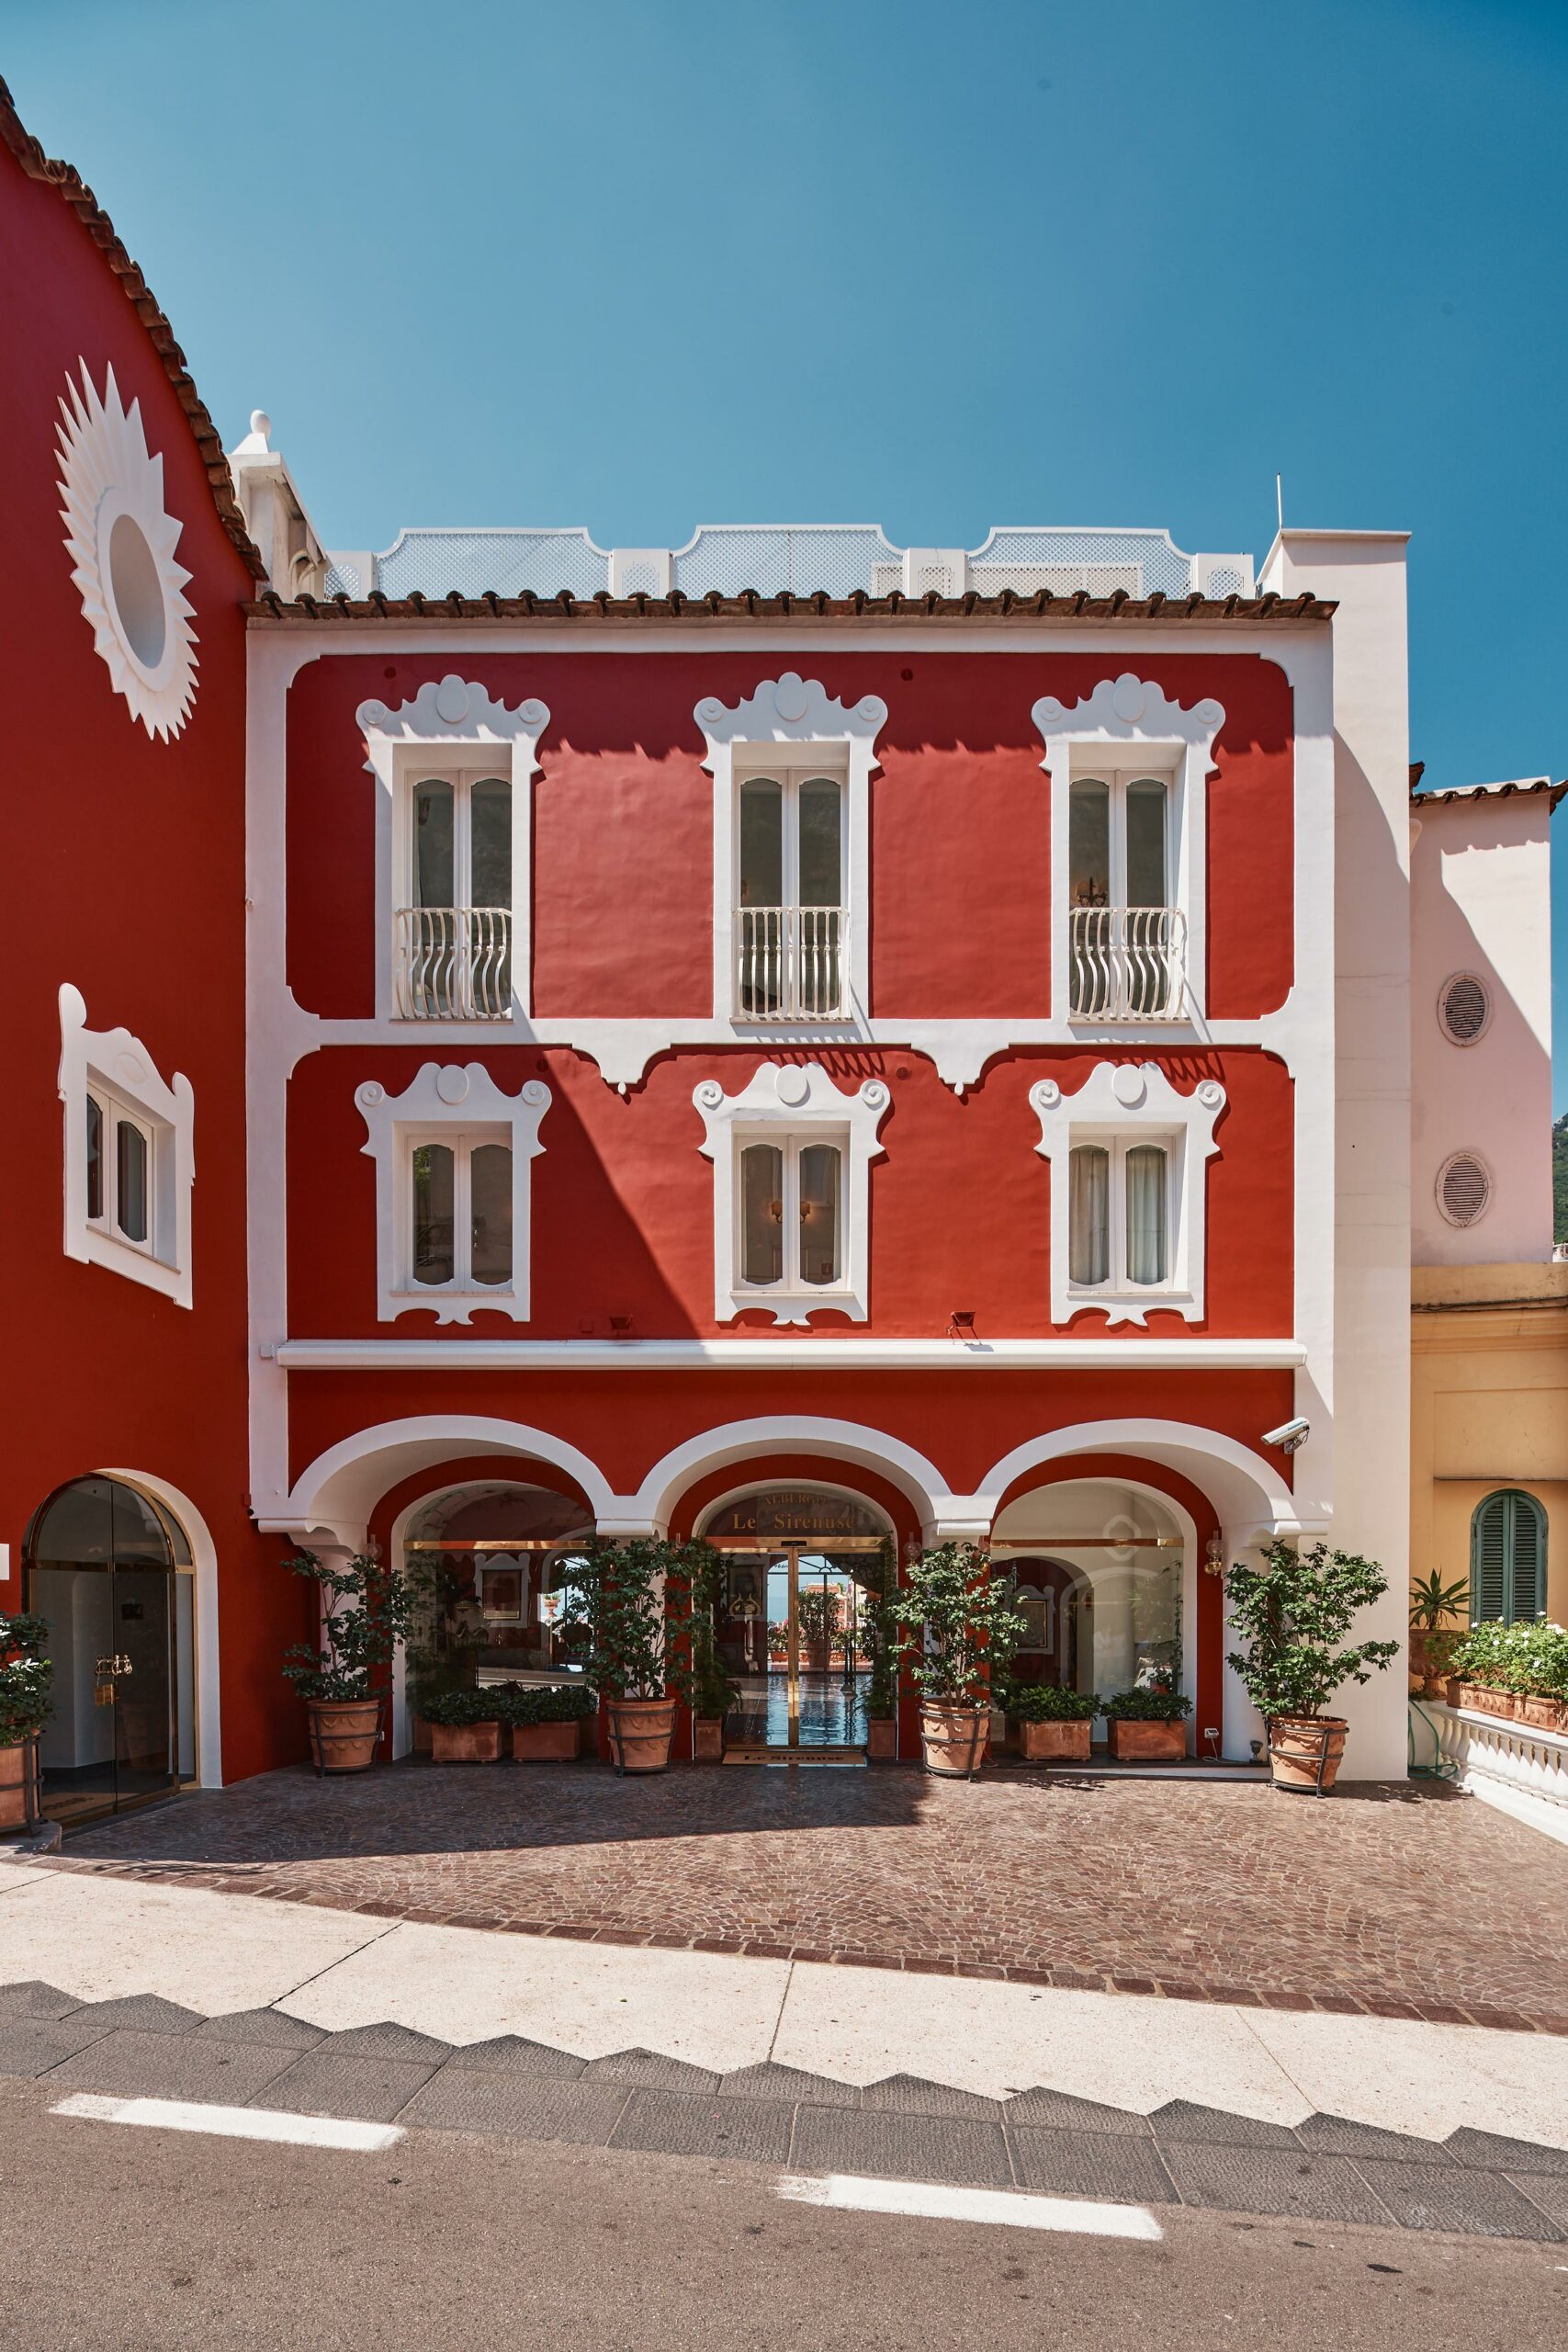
[356,675,549,1024]
[1032,673,1223,1028]
[99,1466,223,1789]
[355,1063,549,1323]
[694,1062,889,1325]
[976,1419,1310,1535]
[266,1414,619,1541]
[632,1416,950,1531]
[1031,1061,1224,1326]
[59,984,195,1309]
[696,673,886,1026]
[273,1335,1306,1372]
[51,2094,404,2153]
[1424,1700,1568,1846]
[777,2173,1163,2241]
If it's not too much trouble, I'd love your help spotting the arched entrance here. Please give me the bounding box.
[24,1476,197,1825]
[395,1479,595,1745]
[696,1483,894,1758]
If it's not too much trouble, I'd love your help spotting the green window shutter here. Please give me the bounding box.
[1508,1494,1547,1623]
[1471,1494,1509,1623]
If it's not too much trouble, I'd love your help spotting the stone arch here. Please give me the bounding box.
[274,1416,617,1546]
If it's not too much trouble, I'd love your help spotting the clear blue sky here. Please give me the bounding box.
[10,0,1565,1103]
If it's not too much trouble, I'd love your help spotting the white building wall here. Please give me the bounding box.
[1262,531,1412,1778]
[1410,793,1556,1265]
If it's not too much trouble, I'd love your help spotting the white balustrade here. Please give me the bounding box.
[1416,1699,1568,1848]
[734,906,847,1020]
[394,908,513,1020]
[1069,905,1188,1020]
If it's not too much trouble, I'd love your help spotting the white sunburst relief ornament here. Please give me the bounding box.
[56,360,198,741]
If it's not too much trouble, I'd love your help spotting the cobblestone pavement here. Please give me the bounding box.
[38,1762,1568,2030]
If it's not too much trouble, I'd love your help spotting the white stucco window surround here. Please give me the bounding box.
[696,673,887,1027]
[1031,1060,1224,1327]
[59,984,194,1307]
[694,1061,890,1326]
[1032,674,1224,1026]
[356,676,550,1024]
[355,1063,550,1324]
[57,362,198,741]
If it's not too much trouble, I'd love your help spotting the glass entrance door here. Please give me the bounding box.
[25,1476,188,1826]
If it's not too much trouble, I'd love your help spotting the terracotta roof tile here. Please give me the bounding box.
[245,586,1336,626]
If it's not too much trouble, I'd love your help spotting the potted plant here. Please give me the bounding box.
[420,1684,506,1763]
[1447,1620,1568,1732]
[0,1611,52,1831]
[1408,1569,1471,1697]
[282,1548,418,1773]
[502,1683,596,1762]
[557,1538,706,1773]
[1225,1540,1399,1794]
[796,1584,840,1673]
[891,1544,1027,1778]
[1011,1682,1101,1762]
[1103,1683,1190,1760]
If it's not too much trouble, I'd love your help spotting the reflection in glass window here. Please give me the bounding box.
[740,1143,784,1285]
[410,1134,513,1294]
[738,1136,843,1293]
[85,1094,104,1222]
[412,1143,456,1284]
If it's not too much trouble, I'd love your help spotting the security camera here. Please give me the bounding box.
[1262,1417,1311,1454]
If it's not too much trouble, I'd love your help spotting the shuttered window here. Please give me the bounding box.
[1470,1490,1548,1625]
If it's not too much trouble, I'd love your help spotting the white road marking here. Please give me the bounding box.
[778,2172,1164,2239]
[51,2093,403,2153]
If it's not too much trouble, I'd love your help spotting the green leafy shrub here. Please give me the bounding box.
[1225,1540,1398,1723]
[1448,1619,1568,1700]
[281,1549,418,1703]
[1010,1683,1100,1724]
[862,1540,899,1719]
[419,1686,503,1728]
[1104,1686,1191,1723]
[891,1544,1027,1707]
[555,1539,711,1702]
[490,1682,597,1726]
[0,1612,52,1747]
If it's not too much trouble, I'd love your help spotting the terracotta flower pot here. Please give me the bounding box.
[806,1642,829,1673]
[1269,1714,1348,1794]
[918,1702,987,1779]
[693,1718,725,1763]
[606,1696,676,1774]
[0,1739,33,1829]
[305,1696,384,1774]
[1107,1717,1187,1762]
[1519,1694,1565,1733]
[865,1717,897,1761]
[430,1719,503,1764]
[512,1720,579,1762]
[1018,1718,1093,1763]
[1458,1683,1517,1723]
[412,1715,433,1757]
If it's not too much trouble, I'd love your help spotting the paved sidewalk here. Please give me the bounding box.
[2,1864,1567,2243]
[39,1758,1568,2027]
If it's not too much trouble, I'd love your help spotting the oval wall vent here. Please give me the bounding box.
[1438,973,1490,1046]
[1437,1152,1492,1227]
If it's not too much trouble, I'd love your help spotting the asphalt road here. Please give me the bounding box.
[2,2078,1563,2352]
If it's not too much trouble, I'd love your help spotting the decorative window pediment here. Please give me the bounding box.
[357,676,550,1024]
[1032,674,1224,1027]
[1031,1060,1224,1327]
[697,674,886,1029]
[355,1062,550,1324]
[694,1060,889,1326]
[59,984,194,1306]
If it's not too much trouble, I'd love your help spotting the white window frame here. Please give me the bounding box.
[694,1061,890,1326]
[696,673,886,1027]
[1031,1060,1224,1327]
[1032,673,1224,1026]
[357,675,549,1024]
[356,1062,550,1324]
[59,983,194,1308]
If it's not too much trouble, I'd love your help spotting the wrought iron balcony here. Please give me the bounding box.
[394,907,513,1021]
[1069,906,1188,1021]
[734,906,848,1021]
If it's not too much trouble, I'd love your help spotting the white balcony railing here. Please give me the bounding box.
[394,907,513,1020]
[1069,905,1188,1020]
[735,906,847,1020]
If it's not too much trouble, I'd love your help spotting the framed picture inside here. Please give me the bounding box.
[478,1562,525,1624]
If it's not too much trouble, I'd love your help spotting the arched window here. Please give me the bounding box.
[1470,1489,1547,1624]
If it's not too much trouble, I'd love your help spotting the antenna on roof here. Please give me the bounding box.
[1276,473,1284,532]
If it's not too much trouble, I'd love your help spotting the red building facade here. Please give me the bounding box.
[6,83,1421,1811]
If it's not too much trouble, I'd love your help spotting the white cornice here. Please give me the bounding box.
[275,1335,1305,1371]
